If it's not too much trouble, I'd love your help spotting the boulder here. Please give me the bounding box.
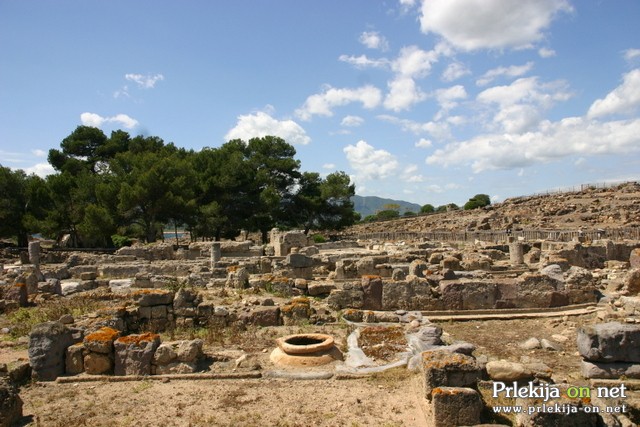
[153,343,178,365]
[83,352,113,375]
[581,360,640,379]
[65,343,85,375]
[154,361,196,375]
[28,321,74,381]
[114,333,161,376]
[176,339,203,363]
[226,267,249,289]
[3,284,27,307]
[243,306,281,327]
[577,322,640,363]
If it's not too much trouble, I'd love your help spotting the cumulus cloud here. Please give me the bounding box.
[384,77,427,111]
[442,62,470,82]
[322,163,336,169]
[419,0,572,51]
[80,112,139,129]
[378,114,453,140]
[392,45,438,78]
[343,140,399,180]
[225,111,311,145]
[402,164,425,182]
[341,115,364,127]
[31,149,47,157]
[24,162,55,178]
[295,85,382,121]
[587,69,640,118]
[359,31,389,51]
[338,54,389,69]
[426,117,640,172]
[476,62,534,86]
[125,73,165,89]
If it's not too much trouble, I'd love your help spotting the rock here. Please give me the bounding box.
[153,343,178,365]
[114,333,161,376]
[630,248,640,269]
[391,268,406,281]
[421,350,482,400]
[226,267,249,289]
[307,282,336,296]
[577,322,640,363]
[0,379,22,427]
[540,338,563,351]
[83,352,112,375]
[243,306,280,327]
[581,360,640,379]
[327,288,364,310]
[4,284,27,307]
[430,387,482,427]
[37,278,62,295]
[624,269,640,295]
[65,343,85,375]
[108,278,133,294]
[58,314,74,325]
[286,253,314,268]
[485,360,533,382]
[409,260,428,278]
[176,339,203,363]
[83,327,120,354]
[154,361,196,375]
[28,321,74,381]
[519,337,541,350]
[134,290,174,306]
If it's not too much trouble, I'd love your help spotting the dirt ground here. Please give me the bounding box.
[8,311,621,427]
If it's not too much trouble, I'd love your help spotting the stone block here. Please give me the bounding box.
[326,288,364,310]
[429,387,482,427]
[114,333,161,376]
[134,290,174,306]
[577,322,640,363]
[176,339,203,363]
[244,306,281,327]
[486,360,533,382]
[108,278,134,294]
[421,350,481,400]
[28,321,74,381]
[65,343,85,375]
[307,282,336,296]
[362,276,383,310]
[0,379,23,427]
[153,343,177,365]
[581,360,640,379]
[4,284,27,307]
[83,327,120,354]
[286,253,314,268]
[151,305,167,319]
[84,352,112,375]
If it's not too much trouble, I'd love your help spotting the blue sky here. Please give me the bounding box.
[1,0,640,207]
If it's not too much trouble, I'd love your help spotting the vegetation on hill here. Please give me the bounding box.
[0,126,359,246]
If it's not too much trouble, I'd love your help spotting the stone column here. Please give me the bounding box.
[28,241,41,267]
[211,242,221,268]
[509,242,525,266]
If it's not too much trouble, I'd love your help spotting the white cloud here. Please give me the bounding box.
[225,111,311,145]
[384,76,427,111]
[476,62,534,86]
[24,162,55,178]
[338,54,389,69]
[296,85,382,121]
[343,140,399,180]
[31,149,47,157]
[322,163,336,169]
[587,69,640,118]
[420,0,572,51]
[378,114,453,140]
[415,138,432,148]
[359,31,389,51]
[442,62,470,82]
[624,49,640,62]
[125,73,164,89]
[538,47,556,58]
[426,116,640,172]
[402,164,425,182]
[435,85,467,112]
[80,112,139,130]
[341,115,364,127]
[392,45,438,78]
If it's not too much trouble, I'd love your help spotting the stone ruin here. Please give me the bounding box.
[2,228,640,426]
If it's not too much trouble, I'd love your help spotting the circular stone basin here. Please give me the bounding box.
[270,333,342,367]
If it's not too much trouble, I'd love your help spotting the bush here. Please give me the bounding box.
[403,211,416,217]
[376,209,400,220]
[464,194,491,210]
[111,234,132,248]
[420,204,435,214]
[312,234,326,243]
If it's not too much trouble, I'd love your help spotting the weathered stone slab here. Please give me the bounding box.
[429,387,482,427]
[114,333,161,376]
[581,360,640,379]
[361,276,382,310]
[28,321,74,381]
[577,322,640,363]
[421,350,481,400]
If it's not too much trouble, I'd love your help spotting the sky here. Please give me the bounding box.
[1,0,640,207]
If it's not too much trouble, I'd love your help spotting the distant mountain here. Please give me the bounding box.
[351,195,422,218]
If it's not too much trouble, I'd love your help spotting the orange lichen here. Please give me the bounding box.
[132,289,170,296]
[115,333,159,346]
[85,327,120,342]
[362,275,381,280]
[226,266,239,272]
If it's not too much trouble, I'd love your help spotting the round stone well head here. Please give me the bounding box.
[270,333,343,367]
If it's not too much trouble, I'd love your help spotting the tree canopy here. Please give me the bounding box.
[0,127,359,246]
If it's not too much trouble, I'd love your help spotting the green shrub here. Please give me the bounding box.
[111,234,132,248]
[312,234,327,243]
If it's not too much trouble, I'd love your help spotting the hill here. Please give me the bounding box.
[344,182,640,235]
[351,195,422,218]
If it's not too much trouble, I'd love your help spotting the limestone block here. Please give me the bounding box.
[421,350,482,400]
[408,260,429,278]
[577,322,640,363]
[326,288,364,310]
[65,343,85,375]
[176,339,203,363]
[83,327,120,354]
[243,306,280,327]
[108,278,134,294]
[84,352,112,375]
[307,282,336,296]
[286,253,314,268]
[134,289,174,306]
[4,284,27,307]
[429,387,482,427]
[361,276,383,311]
[486,360,533,382]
